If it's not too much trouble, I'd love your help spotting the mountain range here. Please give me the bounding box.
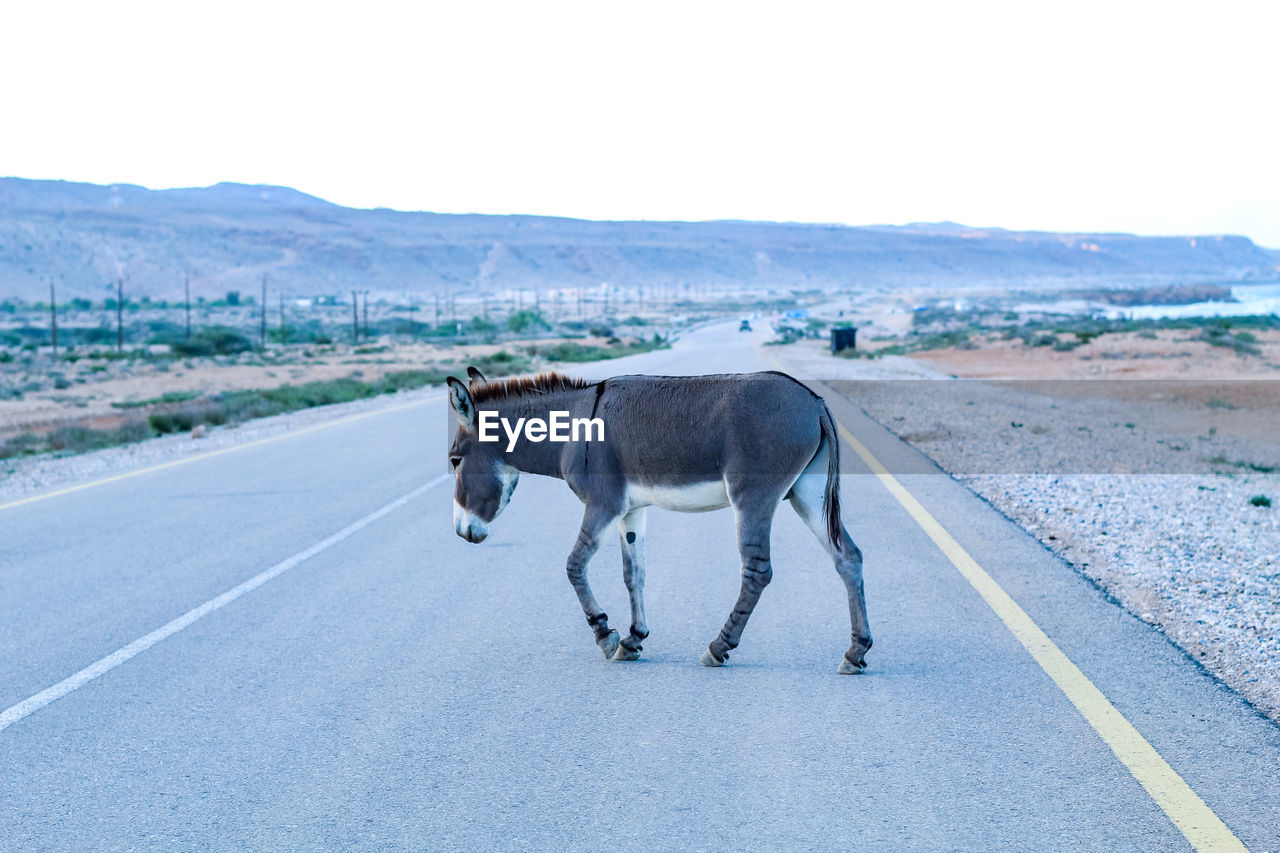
[1,177,1276,301]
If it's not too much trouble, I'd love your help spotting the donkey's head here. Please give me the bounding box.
[447,368,518,543]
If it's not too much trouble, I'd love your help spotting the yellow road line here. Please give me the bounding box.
[0,394,443,513]
[834,421,1246,852]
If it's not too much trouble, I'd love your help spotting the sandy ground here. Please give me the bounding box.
[910,329,1280,380]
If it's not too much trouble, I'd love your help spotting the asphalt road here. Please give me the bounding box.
[3,321,1279,851]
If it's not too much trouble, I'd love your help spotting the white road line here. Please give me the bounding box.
[0,474,449,733]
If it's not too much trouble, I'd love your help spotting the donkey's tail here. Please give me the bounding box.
[818,402,844,552]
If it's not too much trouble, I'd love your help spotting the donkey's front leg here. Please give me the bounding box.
[613,507,649,661]
[566,505,623,659]
[702,505,774,666]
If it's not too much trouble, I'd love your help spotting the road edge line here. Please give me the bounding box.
[0,474,449,733]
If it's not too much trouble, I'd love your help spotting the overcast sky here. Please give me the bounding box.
[3,1,1277,246]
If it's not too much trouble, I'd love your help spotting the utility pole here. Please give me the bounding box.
[362,290,370,339]
[278,290,286,344]
[260,274,268,348]
[49,278,57,357]
[352,289,360,343]
[116,277,124,354]
[184,273,192,339]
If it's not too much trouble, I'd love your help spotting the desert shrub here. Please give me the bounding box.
[112,391,202,409]
[391,319,432,337]
[0,433,42,458]
[472,351,533,375]
[507,310,550,334]
[149,403,228,434]
[536,343,612,362]
[1251,495,1272,508]
[47,421,153,452]
[71,327,118,346]
[379,369,450,392]
[169,326,253,357]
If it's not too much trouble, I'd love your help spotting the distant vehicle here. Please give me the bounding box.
[739,320,752,332]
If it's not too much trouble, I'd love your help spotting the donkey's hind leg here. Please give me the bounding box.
[788,460,872,674]
[567,505,623,659]
[703,496,777,666]
[613,507,649,661]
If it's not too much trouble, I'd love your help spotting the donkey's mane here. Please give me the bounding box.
[469,371,596,403]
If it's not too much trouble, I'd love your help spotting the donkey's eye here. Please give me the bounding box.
[449,456,462,469]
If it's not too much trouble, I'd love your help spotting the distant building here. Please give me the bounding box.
[831,327,858,354]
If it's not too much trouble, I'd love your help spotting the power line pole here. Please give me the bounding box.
[278,290,286,344]
[362,290,370,339]
[352,289,360,343]
[49,278,57,358]
[116,277,124,354]
[184,273,191,339]
[260,274,268,348]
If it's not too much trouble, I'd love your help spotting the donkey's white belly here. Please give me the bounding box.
[627,480,730,513]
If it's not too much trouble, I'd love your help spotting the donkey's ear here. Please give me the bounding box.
[466,366,487,384]
[447,376,476,429]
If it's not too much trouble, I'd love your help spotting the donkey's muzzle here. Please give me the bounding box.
[453,501,489,543]
[458,525,487,544]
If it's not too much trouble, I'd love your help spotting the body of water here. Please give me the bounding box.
[1117,282,1280,319]
[1017,283,1280,319]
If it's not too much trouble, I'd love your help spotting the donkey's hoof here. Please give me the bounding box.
[837,658,867,675]
[597,630,621,660]
[612,644,641,661]
[700,648,726,667]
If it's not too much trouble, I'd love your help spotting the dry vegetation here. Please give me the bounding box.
[0,298,674,461]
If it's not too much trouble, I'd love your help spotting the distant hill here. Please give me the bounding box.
[1,177,1276,301]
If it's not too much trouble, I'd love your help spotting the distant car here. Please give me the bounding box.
[739,320,752,332]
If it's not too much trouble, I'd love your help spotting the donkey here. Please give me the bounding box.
[446,367,871,673]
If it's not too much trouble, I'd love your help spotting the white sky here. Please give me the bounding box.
[2,1,1278,246]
